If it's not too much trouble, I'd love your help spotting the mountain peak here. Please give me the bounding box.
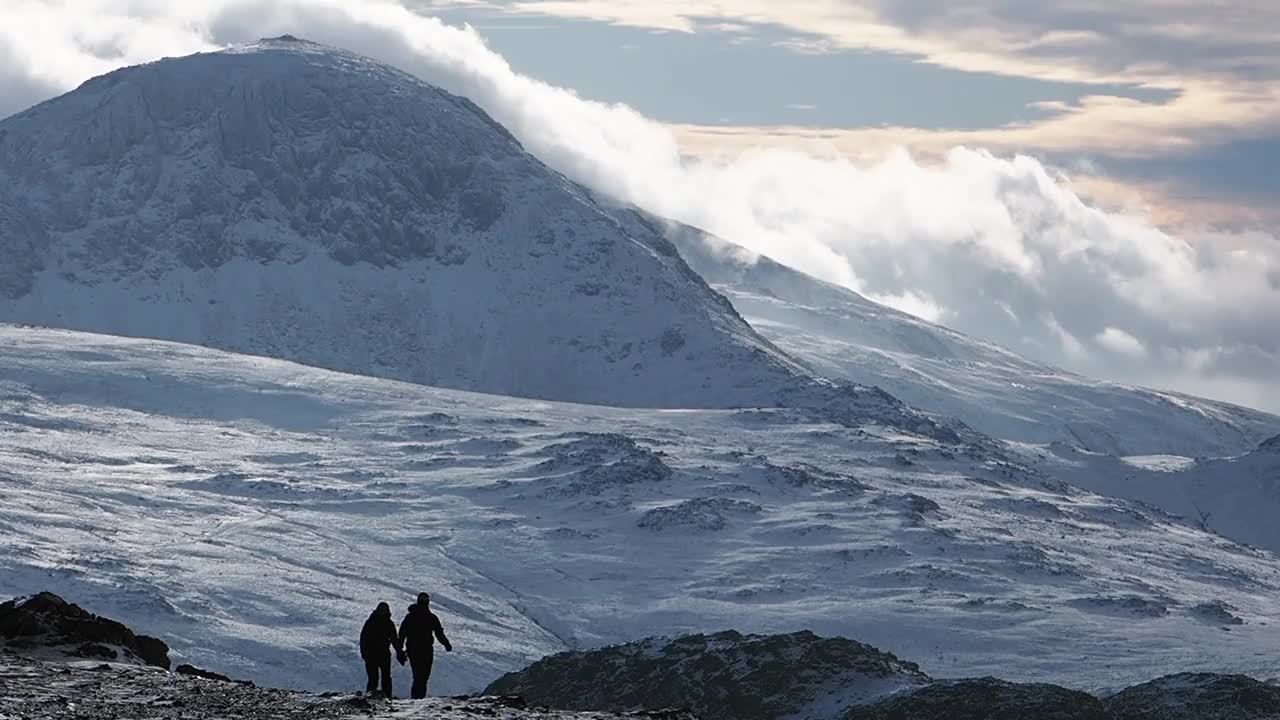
[0,44,949,430]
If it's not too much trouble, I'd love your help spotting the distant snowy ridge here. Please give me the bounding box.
[1042,432,1280,555]
[0,37,944,441]
[646,218,1280,457]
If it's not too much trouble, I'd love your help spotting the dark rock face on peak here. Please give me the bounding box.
[1103,673,1280,719]
[0,592,170,669]
[483,630,930,720]
[844,677,1109,720]
[0,38,946,434]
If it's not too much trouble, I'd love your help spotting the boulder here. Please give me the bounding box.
[0,592,170,669]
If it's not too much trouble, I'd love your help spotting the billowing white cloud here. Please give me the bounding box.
[2,0,1278,413]
[1097,328,1147,358]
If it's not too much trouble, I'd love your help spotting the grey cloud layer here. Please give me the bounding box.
[2,0,1278,412]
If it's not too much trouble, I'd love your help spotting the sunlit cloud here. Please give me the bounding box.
[498,0,1280,222]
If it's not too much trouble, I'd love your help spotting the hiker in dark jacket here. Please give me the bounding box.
[359,602,402,698]
[398,592,452,699]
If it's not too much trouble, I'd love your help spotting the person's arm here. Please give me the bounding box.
[433,615,452,652]
[396,616,410,664]
[385,618,401,651]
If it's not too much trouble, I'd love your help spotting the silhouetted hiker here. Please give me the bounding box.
[359,602,402,698]
[398,592,452,699]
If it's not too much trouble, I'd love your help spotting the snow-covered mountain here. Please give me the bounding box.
[650,221,1280,457]
[5,326,1280,697]
[1,36,1271,459]
[0,36,922,427]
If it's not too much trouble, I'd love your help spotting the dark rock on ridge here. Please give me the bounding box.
[0,592,170,669]
[1103,673,1280,720]
[176,663,256,686]
[844,676,1109,720]
[484,629,929,720]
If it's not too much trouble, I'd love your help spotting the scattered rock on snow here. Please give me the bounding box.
[636,498,761,532]
[533,433,674,497]
[1189,601,1246,626]
[1066,595,1170,619]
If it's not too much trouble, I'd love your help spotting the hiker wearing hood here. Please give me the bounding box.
[398,592,452,699]
[359,602,402,698]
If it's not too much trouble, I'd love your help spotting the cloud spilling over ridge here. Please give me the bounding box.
[2,0,1278,413]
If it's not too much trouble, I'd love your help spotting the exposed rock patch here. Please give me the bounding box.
[0,592,170,669]
[636,498,761,531]
[1104,673,1280,720]
[845,677,1109,720]
[1189,601,1245,626]
[483,630,928,720]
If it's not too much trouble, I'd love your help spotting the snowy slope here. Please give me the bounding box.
[0,36,914,423]
[1035,435,1280,555]
[4,326,1280,697]
[651,220,1280,457]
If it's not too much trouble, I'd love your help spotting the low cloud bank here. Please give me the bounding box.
[4,0,1277,413]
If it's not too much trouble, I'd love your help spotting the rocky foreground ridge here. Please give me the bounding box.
[4,593,1280,719]
[488,631,1280,720]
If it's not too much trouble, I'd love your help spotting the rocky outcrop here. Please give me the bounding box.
[1103,673,1280,719]
[0,592,170,669]
[845,677,1109,720]
[483,630,929,720]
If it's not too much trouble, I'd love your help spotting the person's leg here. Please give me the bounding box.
[409,652,434,699]
[419,652,434,697]
[379,656,393,699]
[364,658,379,694]
[409,656,426,699]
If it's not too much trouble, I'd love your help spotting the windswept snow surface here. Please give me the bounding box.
[4,326,1280,696]
[656,222,1280,457]
[1037,438,1280,556]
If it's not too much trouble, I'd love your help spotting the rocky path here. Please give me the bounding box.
[0,652,697,720]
